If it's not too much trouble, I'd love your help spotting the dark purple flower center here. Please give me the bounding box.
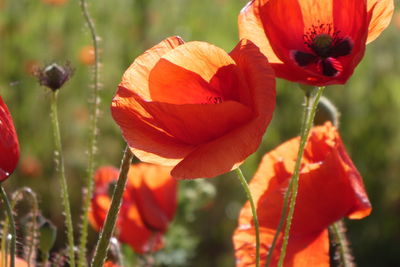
[291,24,353,77]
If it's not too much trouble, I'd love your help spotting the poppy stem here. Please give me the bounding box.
[91,146,133,267]
[78,0,101,265]
[329,220,354,267]
[0,185,15,267]
[235,167,260,267]
[277,86,325,267]
[50,91,76,267]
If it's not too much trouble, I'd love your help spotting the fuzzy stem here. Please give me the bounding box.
[77,0,101,266]
[91,146,133,267]
[235,168,260,267]
[276,86,325,267]
[329,220,354,267]
[265,91,311,267]
[1,209,10,267]
[50,91,75,267]
[0,185,16,267]
[11,188,39,267]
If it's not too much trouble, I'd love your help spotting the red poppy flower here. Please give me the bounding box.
[103,261,121,267]
[238,0,394,85]
[89,163,177,254]
[233,122,371,266]
[0,96,20,182]
[111,36,276,179]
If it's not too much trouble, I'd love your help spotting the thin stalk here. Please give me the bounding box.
[276,86,325,267]
[329,220,353,267]
[235,168,260,267]
[1,208,10,267]
[265,91,311,267]
[91,146,133,267]
[78,0,101,266]
[50,91,75,267]
[0,185,16,267]
[11,188,39,267]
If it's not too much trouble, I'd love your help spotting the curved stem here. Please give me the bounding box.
[77,0,101,266]
[276,86,325,267]
[91,146,133,267]
[0,185,16,267]
[235,168,260,267]
[50,91,76,267]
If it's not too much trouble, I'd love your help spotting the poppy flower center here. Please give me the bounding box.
[291,24,353,77]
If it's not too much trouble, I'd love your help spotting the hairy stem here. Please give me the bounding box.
[0,185,16,267]
[50,91,75,267]
[276,86,325,267]
[91,146,133,267]
[235,168,260,267]
[329,220,354,267]
[77,0,101,266]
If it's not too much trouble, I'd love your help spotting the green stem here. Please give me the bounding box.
[235,168,260,267]
[78,0,101,266]
[91,146,133,267]
[265,90,312,267]
[50,91,76,267]
[329,220,352,267]
[11,188,39,267]
[276,86,325,267]
[0,185,15,267]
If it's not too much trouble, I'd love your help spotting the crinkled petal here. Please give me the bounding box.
[367,0,394,43]
[172,40,275,179]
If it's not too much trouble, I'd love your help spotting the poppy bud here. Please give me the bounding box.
[35,63,73,91]
[39,218,57,255]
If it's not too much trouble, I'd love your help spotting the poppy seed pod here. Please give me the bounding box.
[36,63,73,91]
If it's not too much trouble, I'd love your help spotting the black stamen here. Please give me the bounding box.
[329,38,353,58]
[292,51,318,66]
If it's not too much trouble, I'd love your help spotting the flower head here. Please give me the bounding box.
[35,63,73,91]
[89,163,177,254]
[111,36,276,179]
[233,122,371,266]
[239,0,394,85]
[0,96,19,181]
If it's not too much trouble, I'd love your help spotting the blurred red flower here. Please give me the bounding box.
[0,96,19,181]
[89,163,177,254]
[239,0,394,85]
[233,122,371,267]
[103,261,120,267]
[0,252,29,267]
[111,36,275,179]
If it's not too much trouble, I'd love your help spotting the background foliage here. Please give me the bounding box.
[1,0,399,266]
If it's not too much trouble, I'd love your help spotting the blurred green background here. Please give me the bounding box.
[1,0,400,266]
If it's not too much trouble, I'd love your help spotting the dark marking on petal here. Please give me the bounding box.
[291,50,318,66]
[320,57,343,77]
[330,38,353,58]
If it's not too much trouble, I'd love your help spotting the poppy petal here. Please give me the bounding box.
[291,50,318,66]
[119,36,184,100]
[366,0,394,43]
[111,87,194,166]
[172,40,275,179]
[238,0,282,64]
[0,96,20,181]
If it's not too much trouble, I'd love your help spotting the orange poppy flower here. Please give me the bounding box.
[103,261,121,267]
[238,0,394,85]
[233,122,371,266]
[111,36,276,179]
[79,45,95,65]
[0,96,19,181]
[89,163,177,254]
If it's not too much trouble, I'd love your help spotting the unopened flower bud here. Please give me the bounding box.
[39,218,57,255]
[35,63,73,91]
